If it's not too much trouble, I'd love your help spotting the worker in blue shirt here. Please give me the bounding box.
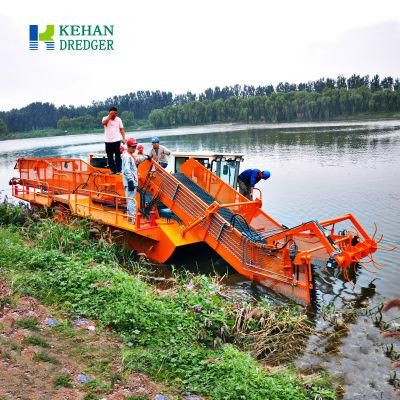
[237,169,270,200]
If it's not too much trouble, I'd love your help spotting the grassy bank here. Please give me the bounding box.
[1,128,79,140]
[327,111,400,121]
[0,202,336,399]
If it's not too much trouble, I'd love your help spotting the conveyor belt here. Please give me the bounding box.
[173,173,264,243]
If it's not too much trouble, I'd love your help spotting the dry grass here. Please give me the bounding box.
[233,306,314,364]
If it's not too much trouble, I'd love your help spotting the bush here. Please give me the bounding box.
[53,373,73,389]
[0,200,30,226]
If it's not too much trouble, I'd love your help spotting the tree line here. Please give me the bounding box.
[0,91,173,134]
[148,87,400,127]
[56,111,135,132]
[1,74,400,136]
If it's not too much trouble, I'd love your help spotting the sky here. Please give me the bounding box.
[1,0,400,111]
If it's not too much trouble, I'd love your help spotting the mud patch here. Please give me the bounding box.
[0,283,174,400]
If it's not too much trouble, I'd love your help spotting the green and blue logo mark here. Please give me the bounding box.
[28,24,114,52]
[29,25,55,50]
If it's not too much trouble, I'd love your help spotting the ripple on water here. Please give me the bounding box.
[297,315,397,400]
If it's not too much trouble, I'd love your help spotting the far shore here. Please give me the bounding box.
[1,112,400,141]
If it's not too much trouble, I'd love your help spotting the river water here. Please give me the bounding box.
[0,120,399,398]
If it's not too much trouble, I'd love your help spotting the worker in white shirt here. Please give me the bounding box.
[101,107,126,174]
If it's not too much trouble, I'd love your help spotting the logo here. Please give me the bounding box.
[28,24,114,52]
[29,25,55,51]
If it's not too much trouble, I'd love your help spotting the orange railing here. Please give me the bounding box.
[14,158,137,226]
[11,177,52,206]
[180,158,283,235]
[16,157,126,197]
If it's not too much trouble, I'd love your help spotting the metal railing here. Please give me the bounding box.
[138,160,300,285]
[180,158,283,234]
[14,158,140,227]
[11,177,52,206]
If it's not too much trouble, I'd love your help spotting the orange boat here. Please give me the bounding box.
[10,153,379,306]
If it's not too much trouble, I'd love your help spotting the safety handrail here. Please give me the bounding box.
[12,174,140,227]
[18,157,95,170]
[180,158,281,230]
[214,200,261,209]
[252,188,262,201]
[12,177,52,206]
[139,160,254,241]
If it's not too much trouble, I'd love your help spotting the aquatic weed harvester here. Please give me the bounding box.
[10,153,383,306]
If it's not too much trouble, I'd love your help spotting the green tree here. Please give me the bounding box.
[370,75,381,91]
[148,109,165,128]
[0,119,8,136]
[56,115,95,131]
[120,110,134,127]
[314,79,327,93]
[326,78,336,89]
[336,75,347,89]
[276,82,296,93]
[57,116,69,131]
[97,110,108,121]
[381,76,394,90]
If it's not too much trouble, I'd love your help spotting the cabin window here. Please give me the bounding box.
[174,157,189,173]
[174,157,210,173]
[211,160,240,187]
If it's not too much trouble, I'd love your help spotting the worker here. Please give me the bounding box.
[122,138,139,223]
[101,106,126,174]
[136,144,144,156]
[133,144,152,168]
[237,169,270,200]
[149,137,171,168]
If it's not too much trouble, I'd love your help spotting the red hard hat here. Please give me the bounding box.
[126,137,138,147]
[137,144,144,150]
